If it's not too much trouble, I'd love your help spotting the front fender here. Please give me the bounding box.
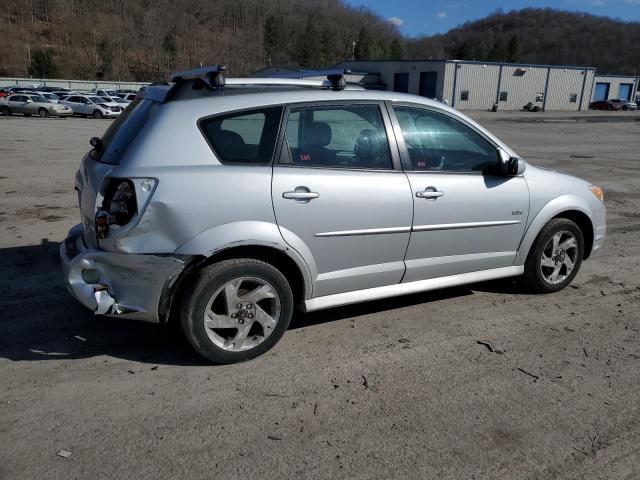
[515,194,595,265]
[176,221,315,299]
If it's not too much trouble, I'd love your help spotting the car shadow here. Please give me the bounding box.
[0,240,518,365]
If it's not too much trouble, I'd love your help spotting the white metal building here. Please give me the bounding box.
[335,60,638,111]
[591,74,639,103]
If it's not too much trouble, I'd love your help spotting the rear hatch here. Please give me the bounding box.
[76,98,159,248]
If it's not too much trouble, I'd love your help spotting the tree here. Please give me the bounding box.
[263,14,279,65]
[390,37,404,60]
[354,26,371,60]
[506,34,520,62]
[28,49,57,78]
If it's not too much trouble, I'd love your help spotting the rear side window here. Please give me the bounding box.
[284,104,392,170]
[199,107,283,164]
[91,98,159,165]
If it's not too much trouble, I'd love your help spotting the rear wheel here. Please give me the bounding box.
[38,108,48,118]
[0,106,10,116]
[181,258,294,364]
[523,218,584,293]
[93,109,103,119]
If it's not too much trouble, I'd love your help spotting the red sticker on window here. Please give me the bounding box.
[299,153,311,161]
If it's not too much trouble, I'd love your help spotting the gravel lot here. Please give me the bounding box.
[1,111,640,479]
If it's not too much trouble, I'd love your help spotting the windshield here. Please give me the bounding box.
[112,97,127,103]
[90,98,159,165]
[100,96,112,102]
[88,96,104,103]
[29,95,49,103]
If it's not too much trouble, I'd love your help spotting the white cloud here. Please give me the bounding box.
[387,16,404,26]
[437,11,448,18]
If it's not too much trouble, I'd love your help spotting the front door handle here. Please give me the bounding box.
[416,187,444,199]
[283,186,319,203]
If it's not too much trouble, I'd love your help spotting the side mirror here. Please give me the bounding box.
[90,137,103,150]
[498,148,526,176]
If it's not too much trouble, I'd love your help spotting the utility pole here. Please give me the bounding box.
[352,41,356,61]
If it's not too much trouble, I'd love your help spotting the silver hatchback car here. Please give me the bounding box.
[60,66,606,364]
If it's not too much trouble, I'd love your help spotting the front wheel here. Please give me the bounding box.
[38,108,48,118]
[0,106,10,116]
[181,258,294,364]
[93,110,103,119]
[523,218,584,293]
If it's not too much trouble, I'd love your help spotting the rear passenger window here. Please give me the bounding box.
[394,106,499,173]
[284,104,392,169]
[200,107,283,164]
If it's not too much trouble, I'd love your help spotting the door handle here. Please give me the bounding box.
[283,191,319,200]
[283,186,319,202]
[416,188,444,199]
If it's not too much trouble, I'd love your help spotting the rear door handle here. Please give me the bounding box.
[283,192,319,200]
[416,188,444,199]
[283,186,319,202]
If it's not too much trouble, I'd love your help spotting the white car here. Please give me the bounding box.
[33,91,61,103]
[100,96,130,108]
[609,99,638,111]
[92,89,120,98]
[59,94,122,118]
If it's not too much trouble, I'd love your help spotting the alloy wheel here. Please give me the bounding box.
[203,276,281,352]
[540,230,579,285]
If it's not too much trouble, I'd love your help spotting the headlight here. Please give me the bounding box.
[589,185,604,203]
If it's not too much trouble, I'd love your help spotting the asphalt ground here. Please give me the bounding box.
[1,110,639,479]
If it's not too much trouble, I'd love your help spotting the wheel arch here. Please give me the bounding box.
[162,244,310,325]
[516,195,596,265]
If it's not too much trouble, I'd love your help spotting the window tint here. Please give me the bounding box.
[394,106,499,173]
[200,107,282,164]
[284,104,391,169]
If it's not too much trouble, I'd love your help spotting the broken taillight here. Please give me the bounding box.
[95,179,138,239]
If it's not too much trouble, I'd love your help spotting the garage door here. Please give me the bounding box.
[618,83,632,101]
[593,82,610,101]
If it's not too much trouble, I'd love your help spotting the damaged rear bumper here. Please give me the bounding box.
[60,224,187,323]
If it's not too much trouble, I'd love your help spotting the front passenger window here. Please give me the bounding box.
[285,104,392,170]
[394,106,499,173]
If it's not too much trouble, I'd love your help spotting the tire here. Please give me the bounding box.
[38,108,48,118]
[522,218,584,293]
[0,106,10,116]
[623,105,629,111]
[181,258,294,364]
[24,113,31,117]
[93,110,103,119]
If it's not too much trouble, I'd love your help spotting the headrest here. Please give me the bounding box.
[216,129,245,146]
[304,122,332,147]
[354,128,387,160]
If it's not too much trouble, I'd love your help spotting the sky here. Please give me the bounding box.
[343,0,640,36]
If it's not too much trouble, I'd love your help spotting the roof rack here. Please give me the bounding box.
[170,64,227,87]
[226,76,348,91]
[170,65,351,90]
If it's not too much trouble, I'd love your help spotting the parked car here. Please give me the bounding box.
[0,88,10,98]
[121,93,137,102]
[608,99,638,111]
[98,96,128,110]
[92,89,120,98]
[589,100,623,111]
[59,94,122,118]
[33,91,61,103]
[0,93,73,117]
[60,66,606,364]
